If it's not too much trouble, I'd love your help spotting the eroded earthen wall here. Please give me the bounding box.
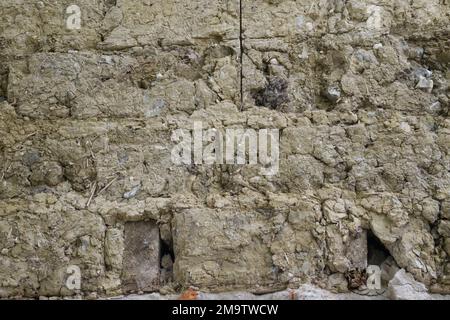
[0,0,449,298]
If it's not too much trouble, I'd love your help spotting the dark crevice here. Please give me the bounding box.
[159,235,174,285]
[239,0,244,111]
[160,239,175,265]
[367,230,391,265]
[252,77,289,109]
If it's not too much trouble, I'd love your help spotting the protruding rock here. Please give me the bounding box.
[416,76,434,93]
[438,220,450,237]
[373,43,383,50]
[413,67,433,80]
[269,58,279,65]
[387,269,431,300]
[123,185,141,199]
[324,86,341,103]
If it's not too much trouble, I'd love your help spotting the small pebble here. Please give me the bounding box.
[269,58,279,65]
[373,43,383,50]
[123,185,141,199]
[416,76,434,93]
[324,86,341,103]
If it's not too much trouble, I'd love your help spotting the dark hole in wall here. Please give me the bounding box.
[159,238,175,285]
[0,65,8,99]
[252,77,289,109]
[367,229,391,265]
[346,230,394,290]
[160,239,175,264]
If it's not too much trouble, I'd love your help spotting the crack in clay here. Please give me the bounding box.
[239,0,244,111]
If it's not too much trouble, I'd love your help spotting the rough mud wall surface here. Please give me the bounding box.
[0,0,449,298]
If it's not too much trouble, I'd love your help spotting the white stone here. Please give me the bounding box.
[416,76,434,93]
[373,43,383,50]
[387,269,431,300]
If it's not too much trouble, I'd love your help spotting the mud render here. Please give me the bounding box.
[0,0,449,300]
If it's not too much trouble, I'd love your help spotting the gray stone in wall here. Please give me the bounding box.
[122,221,160,293]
